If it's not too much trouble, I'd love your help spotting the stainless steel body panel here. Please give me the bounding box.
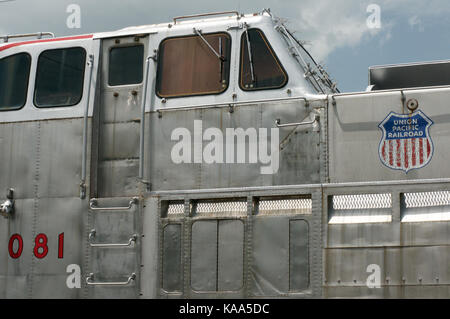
[0,119,91,298]
[328,87,450,183]
[1,11,450,300]
[148,99,322,191]
[96,36,148,198]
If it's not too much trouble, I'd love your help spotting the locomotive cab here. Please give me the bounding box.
[2,10,450,300]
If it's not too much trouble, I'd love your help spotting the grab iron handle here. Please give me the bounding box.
[0,189,14,219]
[86,273,136,286]
[89,197,138,211]
[275,114,319,128]
[89,229,137,248]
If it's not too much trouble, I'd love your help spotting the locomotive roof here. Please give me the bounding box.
[0,12,272,51]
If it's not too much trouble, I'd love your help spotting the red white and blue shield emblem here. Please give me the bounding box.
[378,110,434,173]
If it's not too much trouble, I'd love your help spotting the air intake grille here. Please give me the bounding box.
[332,194,392,210]
[258,198,312,215]
[404,191,450,208]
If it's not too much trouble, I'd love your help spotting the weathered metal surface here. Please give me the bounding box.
[161,224,182,293]
[156,187,321,299]
[217,220,244,291]
[324,184,450,298]
[1,11,450,300]
[96,35,148,198]
[86,197,141,299]
[328,88,450,183]
[0,122,38,199]
[191,220,218,292]
[148,99,322,191]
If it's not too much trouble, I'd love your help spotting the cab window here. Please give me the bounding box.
[34,47,86,107]
[109,45,144,86]
[0,53,31,111]
[240,28,288,91]
[156,32,231,98]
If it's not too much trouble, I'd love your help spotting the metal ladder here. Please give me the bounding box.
[86,197,139,287]
[1,32,55,43]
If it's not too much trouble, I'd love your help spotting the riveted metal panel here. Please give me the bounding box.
[99,122,140,160]
[148,110,202,191]
[310,190,323,298]
[147,98,322,191]
[97,159,140,197]
[1,199,34,298]
[32,275,81,299]
[198,106,264,189]
[328,88,450,183]
[0,275,27,299]
[38,119,84,198]
[141,197,160,298]
[30,198,85,276]
[325,248,385,288]
[402,286,450,299]
[324,245,450,298]
[96,36,148,198]
[86,197,141,299]
[0,122,38,199]
[259,100,321,186]
[289,220,309,291]
[156,186,321,299]
[91,198,137,244]
[3,198,86,299]
[190,220,217,292]
[100,87,142,124]
[399,246,450,286]
[401,222,450,246]
[217,220,244,291]
[327,223,400,248]
[89,285,138,299]
[0,219,7,280]
[162,224,182,293]
[91,248,137,276]
[251,216,289,296]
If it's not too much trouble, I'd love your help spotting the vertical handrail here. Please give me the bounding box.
[80,54,94,199]
[139,56,152,181]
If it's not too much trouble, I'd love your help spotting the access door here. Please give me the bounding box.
[96,35,149,198]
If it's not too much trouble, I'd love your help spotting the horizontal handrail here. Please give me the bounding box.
[1,32,55,43]
[173,11,239,24]
[154,96,315,113]
[276,114,319,128]
[89,197,139,211]
[86,273,136,286]
[89,229,137,248]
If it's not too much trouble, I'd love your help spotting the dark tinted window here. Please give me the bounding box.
[240,29,287,90]
[0,53,31,110]
[34,47,86,107]
[108,45,144,86]
[156,32,231,98]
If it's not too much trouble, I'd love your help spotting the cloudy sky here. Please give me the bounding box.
[1,0,449,92]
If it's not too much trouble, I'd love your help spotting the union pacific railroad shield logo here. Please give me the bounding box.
[378,111,434,173]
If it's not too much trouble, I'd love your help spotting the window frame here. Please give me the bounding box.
[33,46,87,108]
[155,31,232,99]
[0,52,32,112]
[239,28,288,92]
[107,43,145,87]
